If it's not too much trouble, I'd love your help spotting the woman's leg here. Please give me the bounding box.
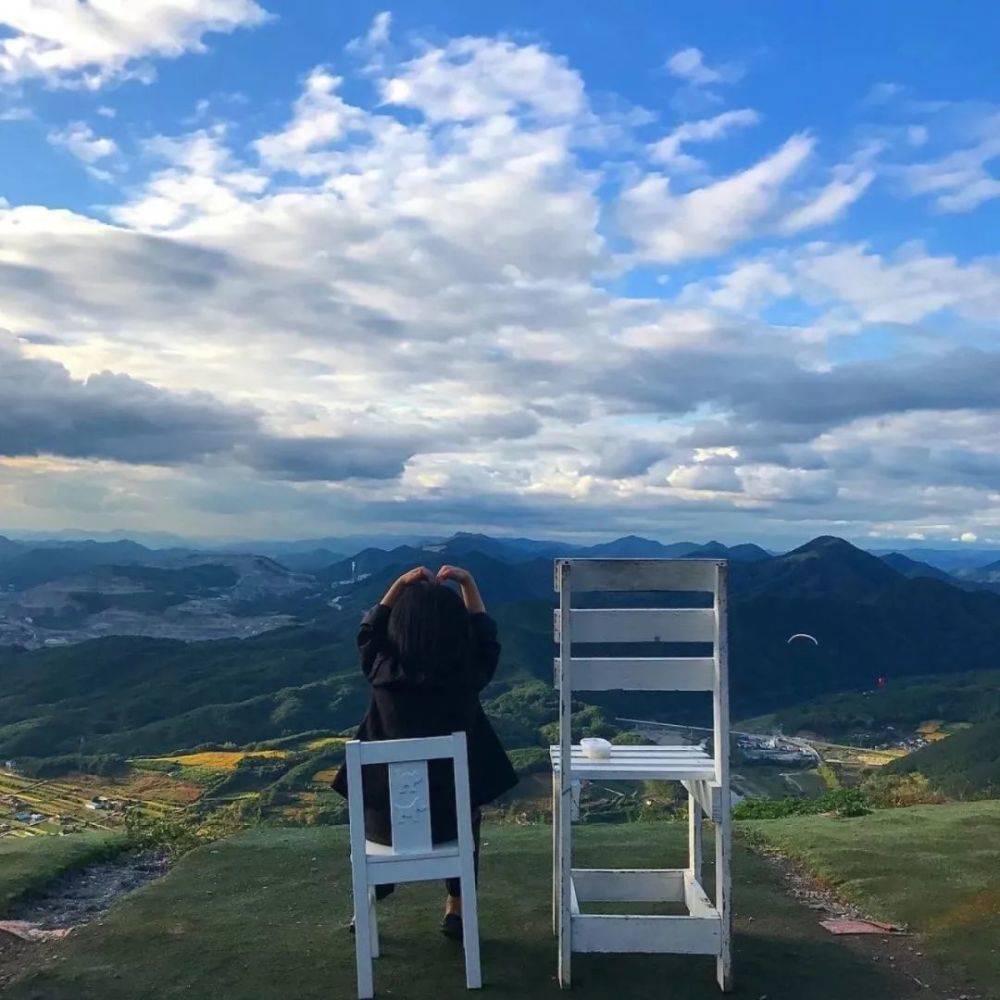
[444,809,481,908]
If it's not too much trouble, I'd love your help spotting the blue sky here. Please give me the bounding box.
[1,2,998,546]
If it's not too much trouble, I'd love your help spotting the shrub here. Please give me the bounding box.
[734,787,871,820]
[507,746,550,777]
[612,732,656,746]
[861,771,946,808]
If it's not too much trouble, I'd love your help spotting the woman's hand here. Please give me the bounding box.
[436,564,470,585]
[380,566,431,607]
[437,565,486,614]
[398,566,432,587]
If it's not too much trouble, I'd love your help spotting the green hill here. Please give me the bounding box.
[889,718,1000,799]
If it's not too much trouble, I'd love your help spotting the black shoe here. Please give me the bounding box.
[441,913,463,941]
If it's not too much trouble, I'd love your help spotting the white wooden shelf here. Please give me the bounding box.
[549,744,716,782]
[552,557,732,991]
[570,868,721,955]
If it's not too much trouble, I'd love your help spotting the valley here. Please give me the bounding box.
[1,529,998,996]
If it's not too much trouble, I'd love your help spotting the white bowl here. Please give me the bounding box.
[580,737,613,759]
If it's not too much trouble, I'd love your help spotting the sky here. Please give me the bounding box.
[0,1,998,547]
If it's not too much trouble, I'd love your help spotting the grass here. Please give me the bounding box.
[743,800,1000,995]
[0,832,124,913]
[8,822,921,1000]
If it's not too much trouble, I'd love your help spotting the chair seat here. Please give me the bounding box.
[549,744,716,781]
[365,839,459,863]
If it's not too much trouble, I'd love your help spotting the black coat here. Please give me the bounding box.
[332,603,518,845]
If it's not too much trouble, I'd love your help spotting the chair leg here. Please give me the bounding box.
[460,873,482,990]
[715,797,733,992]
[368,887,380,960]
[551,772,559,936]
[557,781,571,988]
[350,868,374,999]
[688,790,702,882]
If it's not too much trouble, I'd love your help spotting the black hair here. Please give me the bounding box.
[386,580,472,682]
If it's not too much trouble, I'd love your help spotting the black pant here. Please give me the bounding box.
[374,810,481,900]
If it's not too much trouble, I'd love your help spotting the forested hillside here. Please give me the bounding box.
[889,719,1000,799]
[3,533,1000,768]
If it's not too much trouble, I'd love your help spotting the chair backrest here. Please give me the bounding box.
[554,558,729,780]
[345,732,472,856]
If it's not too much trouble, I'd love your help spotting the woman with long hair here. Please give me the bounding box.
[333,564,517,939]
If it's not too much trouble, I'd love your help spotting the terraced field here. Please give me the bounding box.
[0,769,196,840]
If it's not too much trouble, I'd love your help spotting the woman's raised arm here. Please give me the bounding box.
[436,565,486,614]
[379,565,432,608]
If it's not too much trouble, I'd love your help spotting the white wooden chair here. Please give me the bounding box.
[345,732,482,999]
[551,558,732,991]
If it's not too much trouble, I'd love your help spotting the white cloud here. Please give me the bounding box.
[111,126,267,230]
[648,108,760,171]
[793,242,1000,324]
[0,0,270,89]
[779,168,874,234]
[254,68,365,171]
[620,133,813,263]
[365,11,392,47]
[666,47,726,86]
[737,464,837,503]
[899,118,1000,212]
[47,120,117,163]
[382,37,585,121]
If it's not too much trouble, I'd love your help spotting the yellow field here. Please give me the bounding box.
[304,736,345,751]
[814,742,909,767]
[0,771,184,836]
[143,750,288,771]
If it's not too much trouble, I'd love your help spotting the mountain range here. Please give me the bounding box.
[2,529,1000,768]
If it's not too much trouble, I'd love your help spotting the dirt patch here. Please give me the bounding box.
[8,849,169,929]
[0,850,170,990]
[753,843,987,999]
[0,928,34,992]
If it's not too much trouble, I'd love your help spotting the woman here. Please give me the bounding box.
[333,564,518,940]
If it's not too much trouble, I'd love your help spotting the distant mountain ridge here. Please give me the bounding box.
[5,530,1000,763]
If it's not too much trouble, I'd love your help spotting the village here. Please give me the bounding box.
[0,763,130,839]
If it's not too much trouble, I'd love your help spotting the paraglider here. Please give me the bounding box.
[786,633,819,646]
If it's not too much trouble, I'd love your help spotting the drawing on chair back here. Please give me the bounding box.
[391,768,429,824]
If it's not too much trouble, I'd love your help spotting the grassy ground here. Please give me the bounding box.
[0,832,123,912]
[744,800,1000,997]
[7,822,939,1000]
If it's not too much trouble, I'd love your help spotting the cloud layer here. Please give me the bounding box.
[1,11,998,544]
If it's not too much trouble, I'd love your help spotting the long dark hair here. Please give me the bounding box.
[387,580,472,682]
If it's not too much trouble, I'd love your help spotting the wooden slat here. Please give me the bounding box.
[682,779,722,821]
[355,734,456,765]
[683,872,716,919]
[557,656,715,691]
[555,608,715,643]
[571,913,720,955]
[555,558,721,593]
[549,748,713,763]
[573,868,685,903]
[552,760,716,781]
[367,855,462,885]
[554,747,708,758]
